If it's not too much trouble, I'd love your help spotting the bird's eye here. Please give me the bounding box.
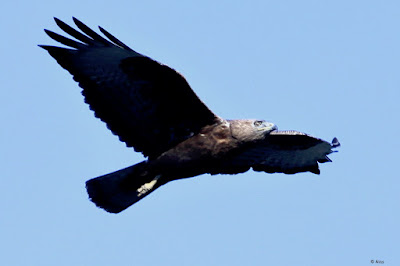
[254,121,263,127]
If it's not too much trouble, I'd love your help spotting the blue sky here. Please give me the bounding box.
[1,1,399,265]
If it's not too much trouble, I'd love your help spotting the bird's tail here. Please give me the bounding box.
[86,161,164,213]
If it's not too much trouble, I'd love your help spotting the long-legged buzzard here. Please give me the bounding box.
[40,18,340,213]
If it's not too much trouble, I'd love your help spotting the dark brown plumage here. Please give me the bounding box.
[40,18,340,213]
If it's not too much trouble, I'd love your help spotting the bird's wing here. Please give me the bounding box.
[218,131,340,175]
[40,17,220,159]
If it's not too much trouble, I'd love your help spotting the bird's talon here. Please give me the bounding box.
[137,175,161,197]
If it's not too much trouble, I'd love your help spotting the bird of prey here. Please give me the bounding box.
[40,17,340,213]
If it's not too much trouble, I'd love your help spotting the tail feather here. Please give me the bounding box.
[86,162,163,213]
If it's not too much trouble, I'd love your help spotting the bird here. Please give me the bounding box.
[40,17,340,213]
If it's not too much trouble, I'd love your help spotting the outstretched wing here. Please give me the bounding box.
[40,17,220,159]
[218,131,340,175]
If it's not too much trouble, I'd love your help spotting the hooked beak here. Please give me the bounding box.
[258,122,278,133]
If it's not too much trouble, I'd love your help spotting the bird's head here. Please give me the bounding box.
[229,119,277,142]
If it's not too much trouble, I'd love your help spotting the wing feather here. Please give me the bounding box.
[219,131,339,175]
[40,18,219,158]
[98,26,133,51]
[72,17,111,45]
[43,30,86,49]
[54,17,97,46]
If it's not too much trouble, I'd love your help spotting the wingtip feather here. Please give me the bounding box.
[72,16,81,25]
[53,17,61,24]
[43,29,85,49]
[331,137,340,148]
[98,26,133,51]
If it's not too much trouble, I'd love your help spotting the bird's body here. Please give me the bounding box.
[40,18,340,213]
[86,119,276,213]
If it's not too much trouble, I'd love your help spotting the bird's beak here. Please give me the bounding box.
[259,122,278,133]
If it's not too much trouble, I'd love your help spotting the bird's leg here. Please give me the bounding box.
[137,175,161,197]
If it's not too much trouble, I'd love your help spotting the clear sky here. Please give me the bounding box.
[1,1,399,265]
